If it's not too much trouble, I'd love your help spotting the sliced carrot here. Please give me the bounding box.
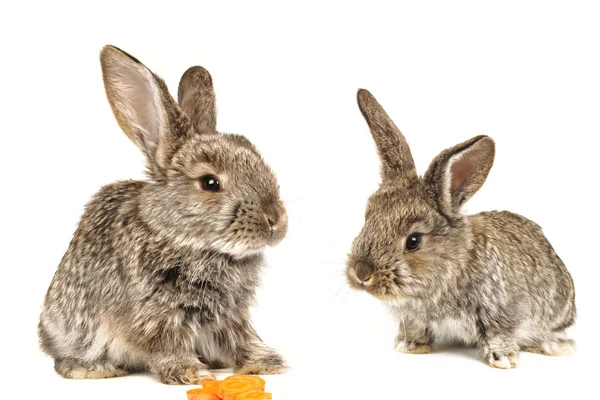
[187,388,220,400]
[201,379,221,391]
[217,375,266,400]
[224,375,266,391]
[235,392,273,400]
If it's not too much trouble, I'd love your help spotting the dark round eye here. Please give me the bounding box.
[405,233,422,252]
[199,175,221,192]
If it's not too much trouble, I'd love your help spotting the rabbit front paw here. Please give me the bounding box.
[395,340,433,354]
[483,348,519,369]
[154,360,215,385]
[235,350,290,375]
[481,338,520,369]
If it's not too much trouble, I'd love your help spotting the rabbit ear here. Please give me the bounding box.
[357,89,417,182]
[177,66,217,135]
[424,135,495,216]
[100,45,187,176]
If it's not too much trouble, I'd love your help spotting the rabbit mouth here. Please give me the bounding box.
[345,261,406,299]
[266,226,287,247]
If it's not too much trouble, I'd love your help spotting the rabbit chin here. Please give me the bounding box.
[368,288,404,301]
[164,234,265,259]
[212,240,266,259]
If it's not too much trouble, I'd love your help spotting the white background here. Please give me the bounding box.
[1,1,599,399]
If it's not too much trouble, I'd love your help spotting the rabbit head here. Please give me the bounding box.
[346,89,495,300]
[100,46,287,258]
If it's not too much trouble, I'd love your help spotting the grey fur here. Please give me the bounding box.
[38,45,289,383]
[347,89,576,369]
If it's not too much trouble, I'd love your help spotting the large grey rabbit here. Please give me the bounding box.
[38,45,289,383]
[346,89,576,369]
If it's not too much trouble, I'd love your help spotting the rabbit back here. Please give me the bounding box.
[39,180,146,365]
[469,210,576,338]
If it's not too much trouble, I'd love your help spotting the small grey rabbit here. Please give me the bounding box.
[38,45,289,383]
[346,89,576,369]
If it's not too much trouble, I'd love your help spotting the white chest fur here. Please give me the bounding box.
[429,317,478,345]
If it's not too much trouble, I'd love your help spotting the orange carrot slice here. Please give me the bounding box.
[217,375,266,400]
[236,392,273,400]
[201,379,221,391]
[187,388,220,400]
[224,375,266,391]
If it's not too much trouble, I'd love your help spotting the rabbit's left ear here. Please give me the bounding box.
[357,89,417,183]
[424,135,495,216]
[100,45,188,177]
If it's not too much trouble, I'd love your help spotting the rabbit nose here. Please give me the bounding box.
[262,201,283,229]
[263,209,279,229]
[355,261,374,283]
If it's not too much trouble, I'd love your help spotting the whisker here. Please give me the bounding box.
[332,283,352,301]
[282,198,303,204]
[332,287,344,301]
[341,287,352,306]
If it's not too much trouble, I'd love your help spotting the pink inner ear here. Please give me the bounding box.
[121,64,160,142]
[450,157,474,192]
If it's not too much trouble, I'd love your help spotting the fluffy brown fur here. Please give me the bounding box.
[38,45,289,384]
[347,89,576,369]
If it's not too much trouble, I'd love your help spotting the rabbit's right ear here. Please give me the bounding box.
[177,66,217,135]
[357,89,417,182]
[100,45,187,177]
[424,135,495,217]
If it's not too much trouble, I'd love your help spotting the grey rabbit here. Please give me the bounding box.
[346,89,576,368]
[38,45,289,383]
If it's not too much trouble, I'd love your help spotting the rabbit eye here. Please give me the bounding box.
[200,175,221,192]
[405,233,422,252]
